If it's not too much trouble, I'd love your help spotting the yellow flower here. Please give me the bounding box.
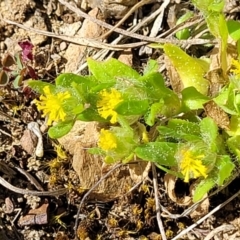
[178,149,208,183]
[98,129,117,151]
[231,59,240,77]
[55,144,67,160]
[34,86,70,125]
[97,88,123,124]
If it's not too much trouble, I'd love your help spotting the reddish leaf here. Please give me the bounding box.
[0,70,9,86]
[27,66,38,79]
[2,54,15,67]
[18,40,34,61]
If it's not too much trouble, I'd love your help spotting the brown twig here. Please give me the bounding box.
[204,225,236,240]
[152,163,167,240]
[0,15,146,50]
[0,176,67,196]
[1,15,216,50]
[14,166,44,191]
[74,163,122,239]
[97,0,154,39]
[57,0,216,46]
[171,188,240,240]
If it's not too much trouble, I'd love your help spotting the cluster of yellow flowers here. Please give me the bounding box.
[35,86,209,182]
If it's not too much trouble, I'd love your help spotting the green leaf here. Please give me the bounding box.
[14,53,23,69]
[88,147,104,155]
[158,119,201,141]
[139,72,171,100]
[208,0,224,12]
[139,72,181,116]
[145,102,163,126]
[227,136,240,160]
[87,58,140,83]
[164,44,209,95]
[192,0,224,13]
[13,75,23,88]
[217,14,228,75]
[143,59,159,75]
[55,73,95,87]
[48,120,74,139]
[91,82,116,93]
[193,178,215,202]
[27,80,56,94]
[214,84,237,115]
[227,20,240,41]
[192,0,228,75]
[148,43,165,50]
[71,104,84,115]
[181,87,210,111]
[215,155,235,186]
[116,100,149,115]
[161,94,181,117]
[76,108,107,122]
[227,115,240,136]
[237,40,240,56]
[104,156,116,164]
[199,117,218,151]
[155,164,182,178]
[176,12,194,40]
[134,142,178,166]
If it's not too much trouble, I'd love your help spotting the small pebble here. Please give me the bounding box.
[0,42,6,51]
[60,41,67,51]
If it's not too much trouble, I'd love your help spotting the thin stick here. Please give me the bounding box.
[98,0,153,39]
[0,176,67,196]
[74,163,122,238]
[152,163,167,240]
[0,15,145,50]
[57,0,216,46]
[171,188,240,240]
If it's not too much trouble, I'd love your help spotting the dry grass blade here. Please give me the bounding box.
[152,163,167,240]
[0,176,67,196]
[204,225,236,240]
[74,163,122,239]
[97,0,154,39]
[57,0,216,46]
[0,13,146,50]
[171,189,240,240]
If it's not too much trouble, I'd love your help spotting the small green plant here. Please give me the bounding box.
[175,11,194,40]
[28,0,240,201]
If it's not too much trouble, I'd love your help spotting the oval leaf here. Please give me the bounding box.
[134,142,178,166]
[48,120,74,139]
[116,100,149,115]
[164,44,209,95]
[193,178,215,202]
[215,155,235,186]
[87,58,140,83]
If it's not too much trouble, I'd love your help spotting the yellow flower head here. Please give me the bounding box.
[97,88,123,124]
[178,148,208,183]
[98,129,117,151]
[55,144,67,160]
[34,86,71,125]
[230,59,240,77]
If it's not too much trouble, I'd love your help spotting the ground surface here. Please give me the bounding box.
[1,0,240,240]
